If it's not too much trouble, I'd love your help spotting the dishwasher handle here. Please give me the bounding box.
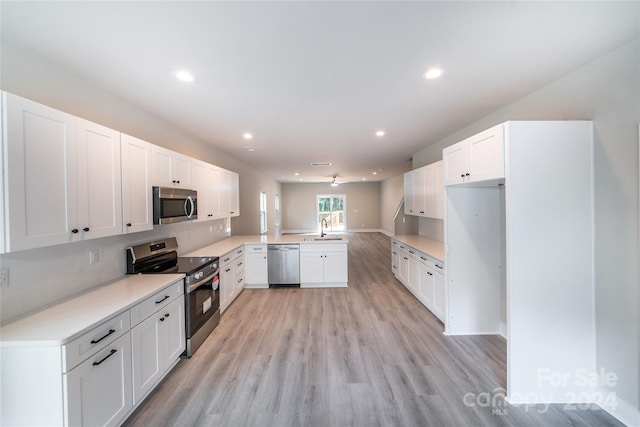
[268,245,299,251]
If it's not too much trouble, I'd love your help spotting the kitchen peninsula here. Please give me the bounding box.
[186,235,349,312]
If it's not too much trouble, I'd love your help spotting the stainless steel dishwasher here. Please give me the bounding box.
[268,244,300,286]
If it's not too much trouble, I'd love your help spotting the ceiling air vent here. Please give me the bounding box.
[311,162,333,166]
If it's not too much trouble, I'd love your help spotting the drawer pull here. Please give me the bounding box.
[435,264,443,269]
[91,329,116,344]
[409,250,414,254]
[155,295,170,304]
[420,257,427,261]
[93,349,117,366]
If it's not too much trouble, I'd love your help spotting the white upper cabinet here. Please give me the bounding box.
[403,170,415,215]
[217,169,240,218]
[444,123,504,185]
[121,134,153,233]
[229,171,240,217]
[76,119,123,239]
[191,161,224,221]
[4,92,78,251]
[3,93,121,251]
[403,160,444,219]
[151,145,191,188]
[2,91,241,252]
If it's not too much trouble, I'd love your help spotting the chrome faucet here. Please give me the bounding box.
[320,218,328,237]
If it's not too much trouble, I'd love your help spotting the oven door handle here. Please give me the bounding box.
[187,270,219,293]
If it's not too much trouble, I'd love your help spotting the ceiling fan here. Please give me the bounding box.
[329,175,343,187]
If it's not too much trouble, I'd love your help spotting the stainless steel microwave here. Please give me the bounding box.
[153,186,198,224]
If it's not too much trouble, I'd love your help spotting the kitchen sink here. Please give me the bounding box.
[303,236,344,241]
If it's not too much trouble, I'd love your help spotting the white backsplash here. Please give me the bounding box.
[418,217,444,243]
[0,219,229,324]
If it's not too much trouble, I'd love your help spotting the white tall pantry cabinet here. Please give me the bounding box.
[444,121,595,404]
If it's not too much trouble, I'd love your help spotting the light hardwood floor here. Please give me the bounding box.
[124,232,622,427]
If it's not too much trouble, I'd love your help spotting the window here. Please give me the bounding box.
[259,192,267,234]
[274,194,280,235]
[317,194,346,232]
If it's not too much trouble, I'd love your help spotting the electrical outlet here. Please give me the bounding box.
[0,268,9,288]
[89,250,100,265]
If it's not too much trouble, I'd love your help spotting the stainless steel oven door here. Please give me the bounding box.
[186,269,220,340]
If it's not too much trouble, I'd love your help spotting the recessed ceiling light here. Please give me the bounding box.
[243,133,253,140]
[362,178,367,181]
[294,172,299,176]
[375,130,385,137]
[175,70,197,83]
[424,67,444,80]
[244,146,255,152]
[372,171,378,175]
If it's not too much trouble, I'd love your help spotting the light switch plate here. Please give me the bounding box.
[89,250,100,265]
[0,268,9,288]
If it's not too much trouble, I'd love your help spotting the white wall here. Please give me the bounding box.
[380,174,404,234]
[0,41,280,323]
[281,182,381,233]
[412,40,640,417]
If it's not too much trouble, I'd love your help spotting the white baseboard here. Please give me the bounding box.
[499,321,507,338]
[596,387,640,427]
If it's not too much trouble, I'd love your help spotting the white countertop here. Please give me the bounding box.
[392,235,445,262]
[185,234,349,257]
[0,274,184,346]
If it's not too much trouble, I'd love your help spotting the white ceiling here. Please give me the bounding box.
[2,1,638,183]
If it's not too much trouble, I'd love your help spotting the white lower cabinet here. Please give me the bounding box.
[220,246,245,312]
[392,239,446,322]
[0,277,184,426]
[131,295,184,404]
[65,333,133,427]
[417,259,445,322]
[245,244,268,288]
[300,243,348,287]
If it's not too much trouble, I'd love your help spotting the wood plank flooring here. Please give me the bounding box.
[124,232,622,427]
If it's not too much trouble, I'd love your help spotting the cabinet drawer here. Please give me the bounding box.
[416,252,445,272]
[300,243,346,253]
[130,281,183,327]
[62,311,130,373]
[221,246,243,266]
[245,244,266,252]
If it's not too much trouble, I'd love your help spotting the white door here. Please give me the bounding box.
[121,134,153,233]
[163,297,186,363]
[151,145,175,187]
[76,119,122,240]
[323,251,348,283]
[418,264,435,307]
[4,93,79,251]
[414,168,426,216]
[443,141,469,185]
[245,253,268,285]
[131,314,162,404]
[229,172,240,216]
[191,161,210,221]
[468,124,504,182]
[403,171,415,215]
[300,252,325,283]
[218,171,231,217]
[65,333,133,427]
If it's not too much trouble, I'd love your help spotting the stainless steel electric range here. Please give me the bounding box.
[126,237,220,357]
